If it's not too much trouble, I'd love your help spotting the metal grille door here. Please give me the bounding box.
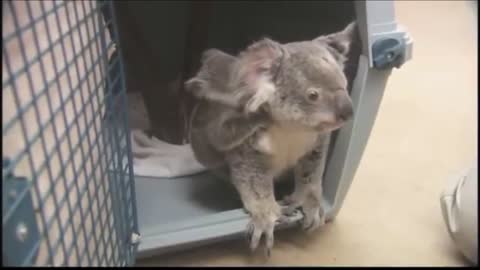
[2,0,138,266]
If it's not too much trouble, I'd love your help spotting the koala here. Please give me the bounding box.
[186,22,356,256]
[185,48,271,114]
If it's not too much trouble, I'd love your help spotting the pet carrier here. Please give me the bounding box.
[2,0,413,266]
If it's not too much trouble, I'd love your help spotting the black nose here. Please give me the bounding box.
[338,105,353,121]
[335,93,354,121]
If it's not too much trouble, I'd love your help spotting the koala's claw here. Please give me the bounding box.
[280,205,300,217]
[265,247,271,258]
[245,213,280,256]
[245,222,254,245]
[281,190,327,232]
[301,207,326,232]
[246,220,270,252]
[275,214,292,224]
[280,194,303,216]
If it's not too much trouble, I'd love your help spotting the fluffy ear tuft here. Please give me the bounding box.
[232,38,283,87]
[185,48,236,100]
[314,22,357,63]
[242,38,283,67]
[230,38,283,112]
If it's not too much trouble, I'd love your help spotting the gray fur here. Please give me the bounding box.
[186,22,356,256]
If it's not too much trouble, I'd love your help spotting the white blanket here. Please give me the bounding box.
[123,89,207,178]
[129,129,207,178]
[131,130,206,178]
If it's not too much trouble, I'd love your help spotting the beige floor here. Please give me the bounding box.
[137,1,477,266]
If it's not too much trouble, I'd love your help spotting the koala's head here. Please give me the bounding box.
[229,22,356,133]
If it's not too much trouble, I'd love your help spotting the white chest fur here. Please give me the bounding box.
[256,123,319,176]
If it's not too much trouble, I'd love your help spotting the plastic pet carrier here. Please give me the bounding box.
[2,0,412,266]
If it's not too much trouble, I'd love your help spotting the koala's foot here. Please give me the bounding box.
[281,189,326,232]
[244,205,283,257]
[279,192,303,216]
[300,203,326,232]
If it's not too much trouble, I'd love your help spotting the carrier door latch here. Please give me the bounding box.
[371,37,406,70]
[2,158,41,266]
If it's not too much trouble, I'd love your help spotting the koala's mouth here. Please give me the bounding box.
[271,108,352,133]
[315,118,350,133]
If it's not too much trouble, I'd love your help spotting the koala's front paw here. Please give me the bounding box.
[301,203,326,232]
[244,206,282,257]
[279,193,302,216]
[281,189,326,232]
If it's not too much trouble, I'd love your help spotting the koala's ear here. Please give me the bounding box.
[185,48,234,94]
[234,38,283,84]
[231,38,283,112]
[202,48,223,62]
[186,49,242,106]
[315,22,357,63]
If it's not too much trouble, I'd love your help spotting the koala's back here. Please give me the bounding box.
[189,101,227,168]
[189,98,252,166]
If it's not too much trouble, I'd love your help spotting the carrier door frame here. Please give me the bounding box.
[323,0,413,219]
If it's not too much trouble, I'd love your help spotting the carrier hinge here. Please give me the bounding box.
[2,158,41,266]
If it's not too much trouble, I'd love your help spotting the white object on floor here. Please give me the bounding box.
[440,159,478,265]
[129,129,207,178]
[120,90,207,178]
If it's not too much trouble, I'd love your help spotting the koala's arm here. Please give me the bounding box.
[283,133,331,231]
[208,109,269,151]
[298,134,331,182]
[192,85,247,108]
[227,145,281,252]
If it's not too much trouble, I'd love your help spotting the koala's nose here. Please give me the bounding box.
[335,94,354,121]
[338,105,353,121]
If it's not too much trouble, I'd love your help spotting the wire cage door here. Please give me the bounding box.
[2,0,139,266]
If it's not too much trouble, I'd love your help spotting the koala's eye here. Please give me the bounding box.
[307,89,319,101]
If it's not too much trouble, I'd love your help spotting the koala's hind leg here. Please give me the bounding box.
[229,154,282,256]
[281,134,331,232]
